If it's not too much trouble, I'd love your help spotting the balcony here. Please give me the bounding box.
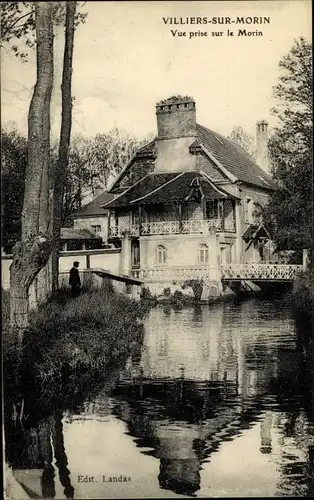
[109,219,236,238]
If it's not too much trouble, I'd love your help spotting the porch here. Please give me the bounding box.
[105,172,239,240]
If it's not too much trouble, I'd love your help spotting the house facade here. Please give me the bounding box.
[99,95,276,291]
[72,190,114,243]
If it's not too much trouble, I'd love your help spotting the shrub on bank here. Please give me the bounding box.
[3,286,146,412]
[292,269,313,322]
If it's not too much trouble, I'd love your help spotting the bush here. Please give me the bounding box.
[182,278,204,301]
[1,288,10,327]
[292,270,313,323]
[3,287,145,412]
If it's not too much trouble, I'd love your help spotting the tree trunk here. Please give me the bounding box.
[52,1,76,292]
[10,3,54,336]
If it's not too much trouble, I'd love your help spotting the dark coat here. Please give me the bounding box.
[69,267,81,287]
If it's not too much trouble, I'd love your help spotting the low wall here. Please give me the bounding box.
[1,249,121,291]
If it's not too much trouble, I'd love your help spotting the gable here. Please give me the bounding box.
[113,155,156,193]
[194,150,227,182]
[110,140,156,193]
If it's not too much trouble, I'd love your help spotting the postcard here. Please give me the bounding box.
[2,1,313,498]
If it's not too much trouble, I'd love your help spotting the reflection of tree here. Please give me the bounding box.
[260,411,273,454]
[5,412,74,499]
[158,457,201,497]
[51,410,75,498]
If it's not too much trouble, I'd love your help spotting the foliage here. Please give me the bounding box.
[227,126,256,159]
[262,37,312,252]
[1,124,149,247]
[292,270,313,324]
[157,95,195,104]
[64,128,147,219]
[0,1,87,61]
[182,278,204,301]
[1,126,27,252]
[3,287,145,409]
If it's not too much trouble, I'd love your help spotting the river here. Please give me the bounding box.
[5,297,314,498]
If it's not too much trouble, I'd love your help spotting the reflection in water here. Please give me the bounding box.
[5,298,314,498]
[6,412,74,498]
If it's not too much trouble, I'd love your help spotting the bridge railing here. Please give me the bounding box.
[221,263,304,280]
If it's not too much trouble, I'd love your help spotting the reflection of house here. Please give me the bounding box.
[113,304,285,496]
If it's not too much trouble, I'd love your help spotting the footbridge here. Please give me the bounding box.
[221,263,304,282]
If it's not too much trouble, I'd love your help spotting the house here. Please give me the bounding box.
[102,96,276,285]
[60,227,103,251]
[70,95,277,296]
[71,191,114,243]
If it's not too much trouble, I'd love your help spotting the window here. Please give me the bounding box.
[199,243,209,264]
[156,245,166,265]
[204,200,216,219]
[131,210,139,225]
[203,200,224,220]
[91,224,101,235]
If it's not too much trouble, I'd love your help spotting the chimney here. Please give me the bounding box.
[256,120,269,173]
[156,95,197,140]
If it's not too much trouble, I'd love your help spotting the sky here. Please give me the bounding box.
[1,0,312,142]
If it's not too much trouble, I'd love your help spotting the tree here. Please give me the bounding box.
[1,126,151,248]
[262,37,312,253]
[2,1,84,338]
[0,2,86,60]
[9,3,54,334]
[64,128,150,218]
[51,1,76,291]
[227,126,256,159]
[1,126,27,253]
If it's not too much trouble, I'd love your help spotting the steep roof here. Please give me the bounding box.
[109,125,277,193]
[103,172,239,208]
[73,191,115,218]
[196,124,276,190]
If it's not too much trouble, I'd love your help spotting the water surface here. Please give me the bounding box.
[6,298,314,498]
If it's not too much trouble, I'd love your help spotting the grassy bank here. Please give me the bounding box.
[2,284,146,418]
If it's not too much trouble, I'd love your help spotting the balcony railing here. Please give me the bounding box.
[109,224,140,237]
[131,266,213,281]
[141,221,180,235]
[109,219,236,237]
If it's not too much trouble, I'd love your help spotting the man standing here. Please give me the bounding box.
[69,261,81,297]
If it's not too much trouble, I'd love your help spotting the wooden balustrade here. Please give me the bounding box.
[221,263,303,280]
[131,263,303,283]
[110,218,236,237]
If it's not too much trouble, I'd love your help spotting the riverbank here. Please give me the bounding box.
[2,285,146,422]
